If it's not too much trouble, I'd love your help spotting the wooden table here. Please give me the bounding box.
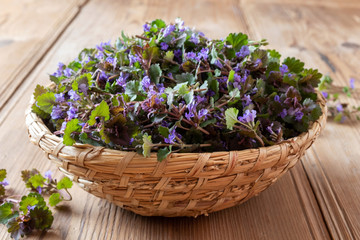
[0,0,359,239]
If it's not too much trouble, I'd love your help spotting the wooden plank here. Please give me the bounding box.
[0,0,88,110]
[239,0,360,8]
[0,0,329,239]
[239,1,360,238]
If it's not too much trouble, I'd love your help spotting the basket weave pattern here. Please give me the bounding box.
[25,94,327,217]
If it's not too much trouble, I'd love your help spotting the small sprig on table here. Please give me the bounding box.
[319,76,360,122]
[0,169,73,240]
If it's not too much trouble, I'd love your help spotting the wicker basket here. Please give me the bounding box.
[25,92,327,217]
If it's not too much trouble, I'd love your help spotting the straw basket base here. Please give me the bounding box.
[26,93,327,217]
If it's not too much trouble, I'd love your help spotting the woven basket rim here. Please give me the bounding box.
[26,89,327,163]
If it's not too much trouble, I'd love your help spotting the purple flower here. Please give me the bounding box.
[196,95,206,103]
[141,76,151,90]
[44,170,52,181]
[242,94,252,107]
[280,64,289,75]
[143,23,150,32]
[186,51,199,61]
[198,48,209,60]
[238,109,257,123]
[164,127,176,144]
[116,72,129,87]
[280,109,287,119]
[79,83,88,96]
[51,105,63,119]
[167,72,173,79]
[68,90,80,101]
[350,78,355,89]
[274,95,280,102]
[95,51,104,60]
[214,59,223,69]
[254,59,262,66]
[321,91,328,99]
[0,179,9,186]
[96,40,111,52]
[160,42,169,51]
[129,54,140,66]
[163,24,175,37]
[36,186,42,194]
[61,121,67,131]
[198,109,209,119]
[106,56,117,66]
[189,33,199,44]
[67,104,78,120]
[174,49,182,60]
[55,93,65,103]
[185,112,194,120]
[336,104,343,112]
[63,68,73,78]
[235,45,250,58]
[295,110,304,121]
[27,205,36,212]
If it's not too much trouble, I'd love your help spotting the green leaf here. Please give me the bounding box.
[99,126,111,144]
[67,61,82,72]
[63,119,82,146]
[88,100,110,126]
[50,75,61,84]
[175,82,189,96]
[49,193,62,207]
[28,174,45,188]
[151,19,166,29]
[309,105,322,122]
[29,207,54,230]
[226,33,248,51]
[157,146,172,162]
[228,70,235,82]
[33,85,47,99]
[142,134,153,157]
[0,169,6,182]
[36,92,55,114]
[184,90,194,105]
[334,113,343,122]
[0,185,4,197]
[225,108,239,130]
[72,73,92,91]
[0,203,18,225]
[32,104,49,119]
[210,46,219,64]
[158,126,170,138]
[200,118,217,128]
[283,57,305,73]
[125,80,142,101]
[175,73,196,85]
[57,177,73,190]
[251,49,268,65]
[164,51,174,61]
[149,64,162,84]
[299,68,322,87]
[19,196,38,214]
[267,49,281,63]
[143,46,160,62]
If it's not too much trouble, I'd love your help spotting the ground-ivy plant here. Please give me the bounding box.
[32,18,326,161]
[0,169,73,239]
[319,76,360,122]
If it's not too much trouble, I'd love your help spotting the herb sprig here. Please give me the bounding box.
[0,169,73,239]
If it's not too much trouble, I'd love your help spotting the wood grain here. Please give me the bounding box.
[239,1,360,238]
[4,0,358,238]
[0,0,88,110]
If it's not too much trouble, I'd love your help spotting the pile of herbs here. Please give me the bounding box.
[32,18,323,161]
